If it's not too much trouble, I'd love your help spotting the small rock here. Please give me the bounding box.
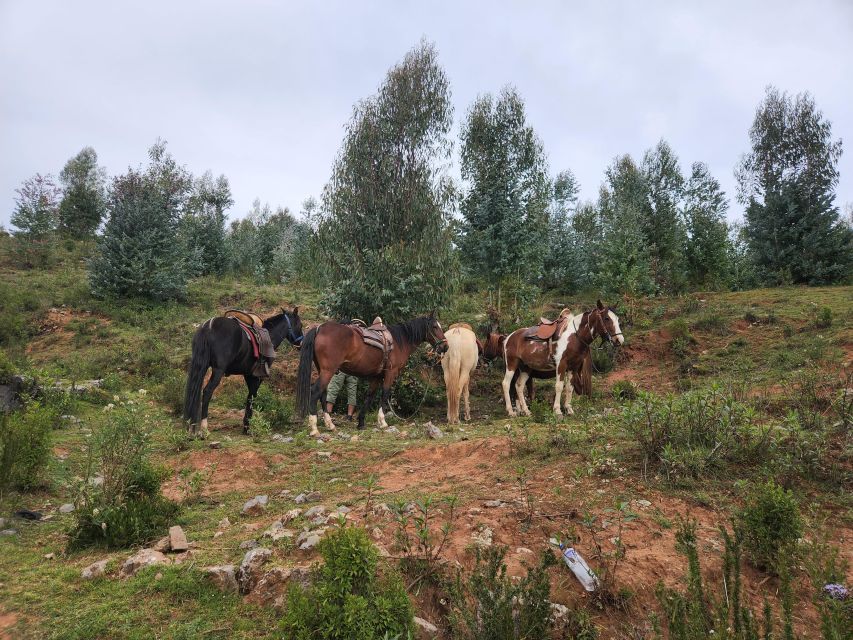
[299,533,321,550]
[242,495,269,516]
[0,529,17,536]
[244,566,312,608]
[89,476,104,487]
[635,499,652,508]
[59,503,75,514]
[414,616,439,635]
[303,505,326,519]
[516,547,533,554]
[294,493,307,504]
[282,508,302,523]
[277,489,292,497]
[237,547,272,593]
[213,531,223,539]
[484,500,504,508]
[335,505,351,514]
[44,552,55,560]
[262,521,295,542]
[203,564,239,593]
[471,526,493,548]
[169,525,189,552]
[424,422,444,439]
[384,426,399,434]
[550,602,569,622]
[208,441,222,450]
[120,548,170,577]
[239,539,259,550]
[315,433,332,442]
[153,536,171,553]
[316,451,332,459]
[371,527,384,541]
[372,503,392,518]
[81,559,109,580]
[218,517,231,529]
[350,435,359,442]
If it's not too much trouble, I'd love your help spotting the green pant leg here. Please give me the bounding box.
[326,371,345,405]
[344,374,358,406]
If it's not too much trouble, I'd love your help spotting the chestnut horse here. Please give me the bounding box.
[296,314,447,435]
[502,301,623,417]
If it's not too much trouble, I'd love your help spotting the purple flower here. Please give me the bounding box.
[823,583,849,600]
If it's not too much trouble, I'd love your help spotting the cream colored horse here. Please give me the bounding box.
[441,323,479,423]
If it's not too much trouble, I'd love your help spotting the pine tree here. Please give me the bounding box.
[88,141,192,300]
[459,86,550,309]
[58,147,107,238]
[683,162,731,288]
[318,40,456,321]
[736,87,851,284]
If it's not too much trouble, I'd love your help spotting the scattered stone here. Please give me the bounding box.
[315,433,332,442]
[270,433,291,443]
[242,495,269,516]
[374,542,391,557]
[483,500,504,508]
[372,503,392,519]
[384,426,399,434]
[471,526,493,548]
[81,559,109,580]
[301,491,322,503]
[277,489,292,497]
[303,505,326,519]
[239,539,259,550]
[0,529,17,537]
[516,547,533,555]
[294,493,307,504]
[213,531,223,539]
[153,536,171,553]
[44,552,55,560]
[58,503,75,514]
[424,422,444,439]
[238,547,272,593]
[550,602,569,622]
[120,548,170,577]
[54,378,103,394]
[89,476,104,487]
[262,521,295,542]
[169,525,189,552]
[298,533,321,550]
[414,616,439,635]
[61,415,82,425]
[282,508,302,523]
[371,527,384,541]
[203,564,238,593]
[208,441,222,450]
[350,435,359,442]
[335,505,351,514]
[635,499,652,508]
[245,566,312,608]
[218,517,231,529]
[316,451,332,459]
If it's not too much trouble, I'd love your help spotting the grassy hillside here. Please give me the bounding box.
[0,238,850,639]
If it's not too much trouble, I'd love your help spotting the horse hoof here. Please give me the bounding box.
[309,429,320,437]
[565,407,575,416]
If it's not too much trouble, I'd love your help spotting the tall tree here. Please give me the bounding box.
[318,40,456,321]
[542,169,581,291]
[640,140,687,292]
[89,141,192,300]
[683,162,731,288]
[11,173,60,238]
[458,86,550,309]
[596,155,655,295]
[58,147,107,238]
[736,87,851,284]
[182,171,233,276]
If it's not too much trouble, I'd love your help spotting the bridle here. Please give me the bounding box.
[572,311,620,347]
[283,313,303,345]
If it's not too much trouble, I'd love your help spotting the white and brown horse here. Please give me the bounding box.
[441,323,479,423]
[502,301,623,417]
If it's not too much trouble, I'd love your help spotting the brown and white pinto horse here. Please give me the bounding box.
[502,301,623,417]
[295,314,447,436]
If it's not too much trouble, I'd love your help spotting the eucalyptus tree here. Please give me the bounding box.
[318,40,456,321]
[736,86,850,284]
[683,162,731,289]
[58,147,107,238]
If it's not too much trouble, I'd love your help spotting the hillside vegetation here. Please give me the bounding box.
[0,237,850,639]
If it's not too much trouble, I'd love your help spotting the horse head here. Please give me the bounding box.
[272,306,304,347]
[428,311,449,354]
[594,300,624,346]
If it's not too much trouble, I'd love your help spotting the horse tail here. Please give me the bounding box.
[183,325,211,425]
[442,338,462,423]
[580,349,592,395]
[296,326,318,418]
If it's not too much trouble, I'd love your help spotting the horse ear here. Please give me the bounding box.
[596,299,604,310]
[430,309,436,318]
[293,306,300,316]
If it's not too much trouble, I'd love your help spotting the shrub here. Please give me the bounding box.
[68,398,178,550]
[737,481,803,573]
[591,345,615,374]
[281,526,414,640]
[157,369,185,416]
[692,313,730,335]
[253,384,293,429]
[391,350,442,417]
[620,387,763,483]
[611,380,638,401]
[448,545,555,640]
[0,402,56,490]
[0,349,14,384]
[247,410,272,442]
[814,306,833,329]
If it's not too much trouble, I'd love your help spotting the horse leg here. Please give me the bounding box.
[462,372,472,422]
[502,367,517,417]
[200,368,224,439]
[515,370,531,416]
[358,379,380,431]
[377,370,396,430]
[308,369,333,436]
[564,371,575,415]
[553,371,565,418]
[242,375,261,435]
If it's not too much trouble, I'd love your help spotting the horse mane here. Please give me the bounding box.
[262,311,289,330]
[388,315,433,347]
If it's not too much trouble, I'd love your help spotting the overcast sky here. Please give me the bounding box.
[2,0,851,229]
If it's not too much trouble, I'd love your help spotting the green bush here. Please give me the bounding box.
[253,384,293,429]
[612,380,638,401]
[737,481,803,574]
[448,545,555,640]
[391,350,442,417]
[692,313,730,335]
[281,526,414,640]
[0,348,14,383]
[247,410,272,442]
[814,306,833,329]
[68,398,178,550]
[157,369,185,416]
[0,402,56,490]
[620,387,762,483]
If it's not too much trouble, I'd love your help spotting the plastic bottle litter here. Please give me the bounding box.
[551,539,598,591]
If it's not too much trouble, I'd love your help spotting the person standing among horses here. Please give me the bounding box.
[325,371,358,422]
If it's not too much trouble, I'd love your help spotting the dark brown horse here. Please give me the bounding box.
[296,314,447,435]
[502,301,623,417]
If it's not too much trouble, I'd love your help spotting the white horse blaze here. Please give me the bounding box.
[608,310,625,345]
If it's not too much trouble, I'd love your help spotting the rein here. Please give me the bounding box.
[284,313,303,345]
